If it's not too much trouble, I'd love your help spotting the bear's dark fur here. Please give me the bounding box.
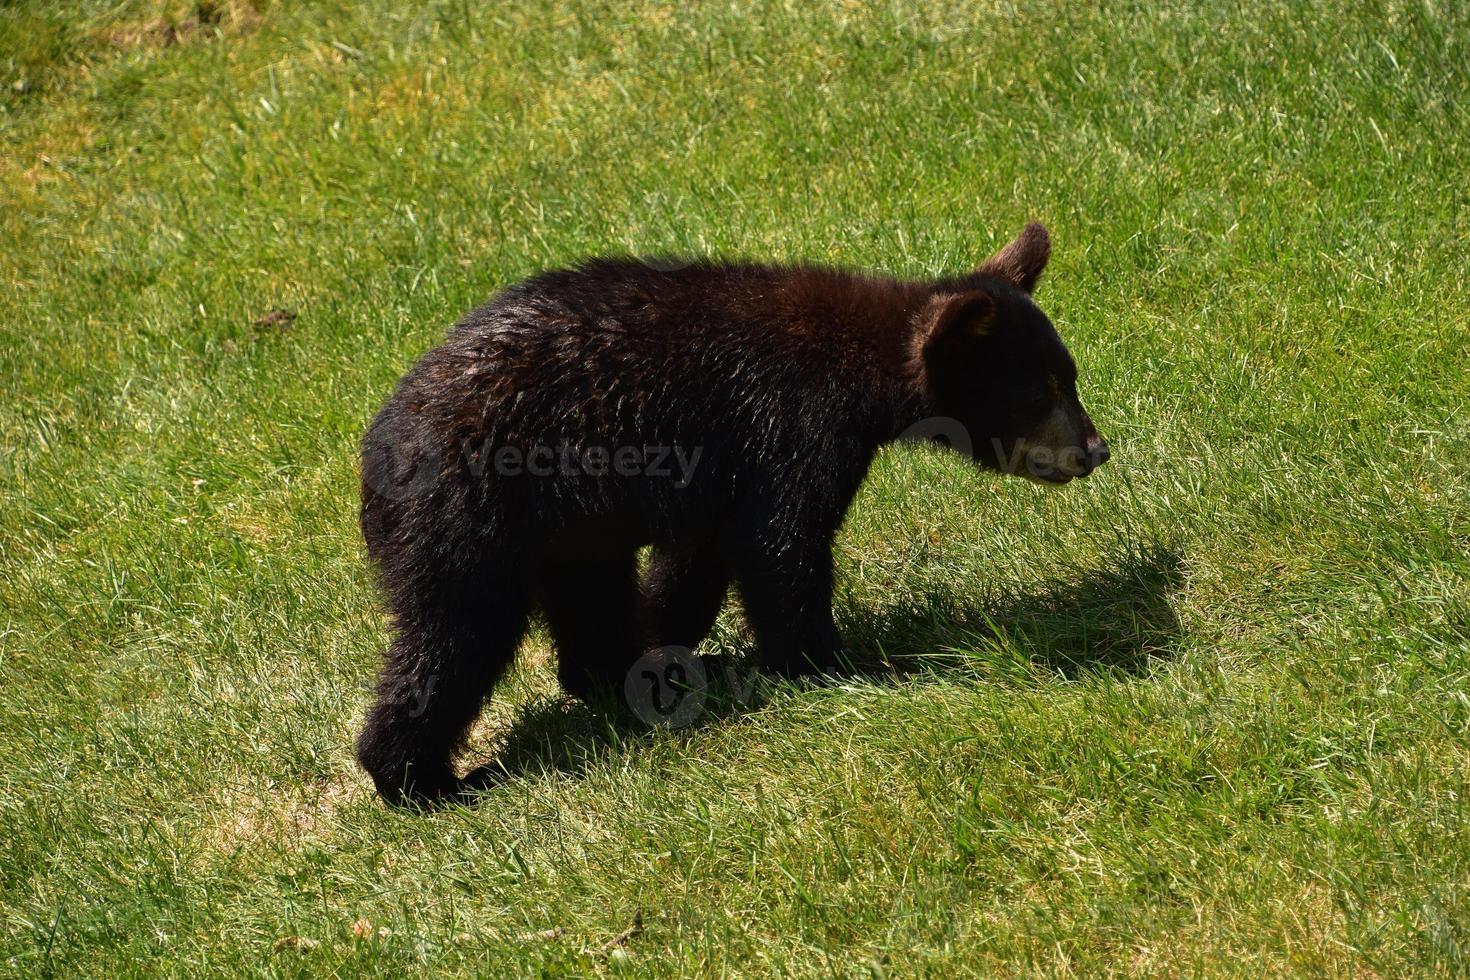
[357,222,1107,804]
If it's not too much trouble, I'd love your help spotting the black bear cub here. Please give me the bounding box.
[357,222,1108,804]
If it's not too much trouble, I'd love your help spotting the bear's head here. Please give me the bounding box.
[916,223,1109,484]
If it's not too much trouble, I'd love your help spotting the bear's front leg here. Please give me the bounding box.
[733,530,845,679]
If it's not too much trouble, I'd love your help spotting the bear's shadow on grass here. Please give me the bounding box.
[460,543,1184,796]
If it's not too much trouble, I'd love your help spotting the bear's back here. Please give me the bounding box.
[407,259,917,449]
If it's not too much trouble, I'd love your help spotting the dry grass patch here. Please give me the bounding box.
[101,0,262,51]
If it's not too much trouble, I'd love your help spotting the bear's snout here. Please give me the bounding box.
[1082,433,1110,475]
[1076,409,1110,477]
[1016,404,1110,484]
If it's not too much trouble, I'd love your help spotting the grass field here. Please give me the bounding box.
[3,0,1468,974]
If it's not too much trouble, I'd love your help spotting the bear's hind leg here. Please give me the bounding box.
[357,573,531,805]
[732,530,845,680]
[642,544,731,650]
[540,556,642,703]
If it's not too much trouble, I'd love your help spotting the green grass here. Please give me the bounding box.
[2,0,1468,974]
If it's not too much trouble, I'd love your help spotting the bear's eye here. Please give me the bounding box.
[1021,390,1054,421]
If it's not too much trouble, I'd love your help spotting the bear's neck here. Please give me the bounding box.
[842,289,946,447]
[773,266,940,446]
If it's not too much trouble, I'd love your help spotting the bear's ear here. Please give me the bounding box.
[976,221,1050,293]
[921,289,995,363]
